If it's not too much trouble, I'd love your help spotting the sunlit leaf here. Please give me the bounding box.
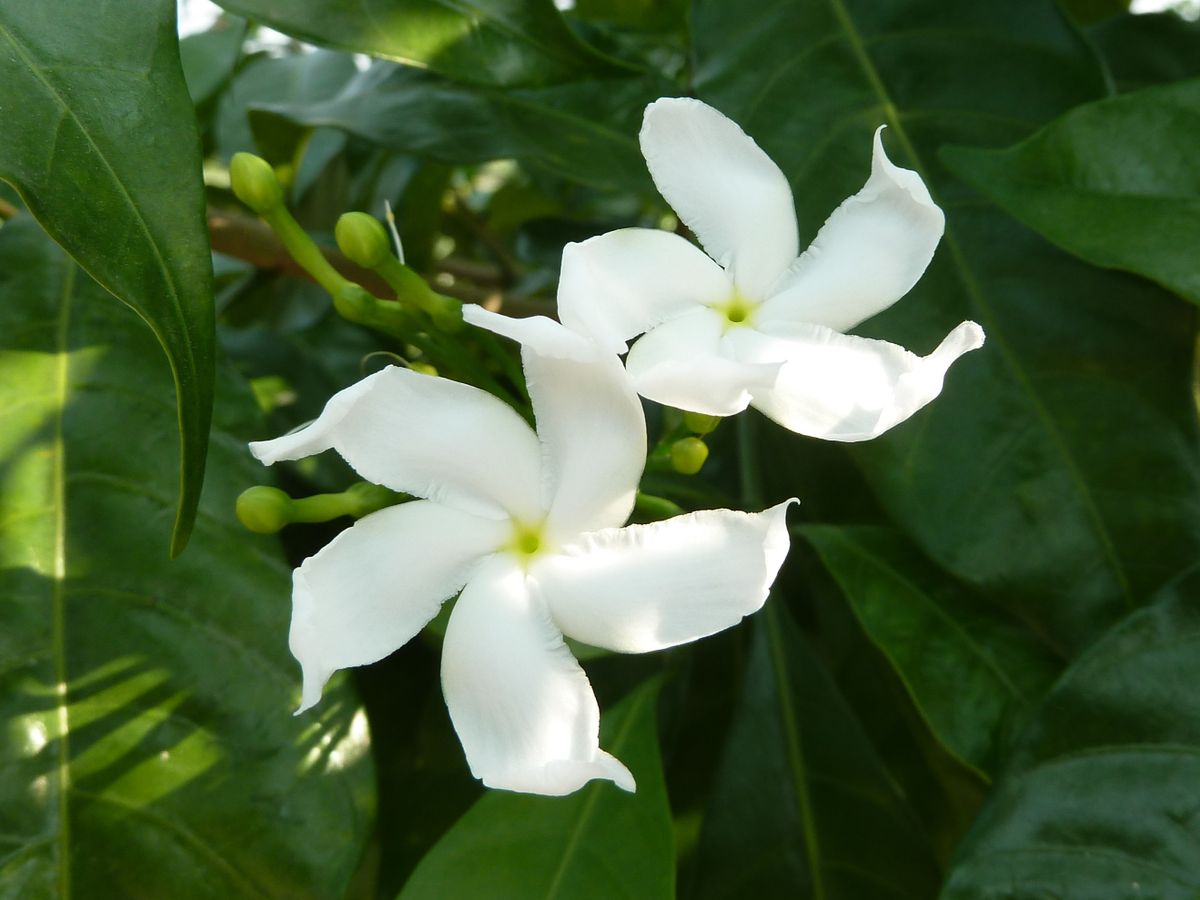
[943,78,1200,305]
[0,218,373,898]
[0,0,214,555]
[209,0,634,87]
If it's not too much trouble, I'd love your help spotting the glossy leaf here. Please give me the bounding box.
[1090,11,1200,92]
[251,64,664,193]
[209,0,632,87]
[942,567,1200,896]
[180,16,247,107]
[694,603,940,898]
[0,0,215,556]
[693,0,1200,649]
[943,78,1200,304]
[399,679,673,900]
[802,526,1060,779]
[0,218,373,898]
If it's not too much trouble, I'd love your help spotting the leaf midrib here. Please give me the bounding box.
[0,20,197,381]
[822,0,1133,608]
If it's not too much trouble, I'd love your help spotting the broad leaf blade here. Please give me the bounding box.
[0,218,372,898]
[802,526,1060,779]
[942,567,1200,896]
[693,0,1200,648]
[251,64,665,193]
[399,679,674,899]
[0,0,215,556]
[694,603,941,898]
[209,0,632,87]
[1090,11,1200,92]
[943,79,1200,305]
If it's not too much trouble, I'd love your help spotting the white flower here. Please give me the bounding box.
[250,320,793,796]
[556,97,985,442]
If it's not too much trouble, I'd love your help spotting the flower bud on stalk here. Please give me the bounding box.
[670,437,709,475]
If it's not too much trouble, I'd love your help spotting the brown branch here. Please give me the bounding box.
[0,198,19,220]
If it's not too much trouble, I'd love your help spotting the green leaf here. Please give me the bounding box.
[694,603,941,899]
[802,526,1060,779]
[942,566,1200,896]
[398,679,673,899]
[251,64,665,193]
[0,0,215,556]
[693,0,1200,648]
[209,0,633,87]
[943,78,1200,305]
[1090,11,1200,92]
[180,16,247,107]
[0,217,373,898]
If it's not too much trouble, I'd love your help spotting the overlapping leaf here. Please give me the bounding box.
[942,567,1200,897]
[0,219,372,898]
[209,0,633,87]
[944,78,1200,305]
[0,0,215,555]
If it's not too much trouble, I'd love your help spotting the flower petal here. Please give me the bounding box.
[441,555,635,796]
[625,307,780,416]
[463,307,648,537]
[724,320,985,441]
[758,127,945,333]
[556,228,730,354]
[532,500,795,654]
[290,501,508,713]
[249,366,542,521]
[640,97,798,299]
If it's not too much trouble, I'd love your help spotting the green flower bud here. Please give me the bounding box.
[409,361,438,376]
[229,153,283,215]
[335,212,391,268]
[670,437,709,475]
[236,485,292,533]
[683,411,721,435]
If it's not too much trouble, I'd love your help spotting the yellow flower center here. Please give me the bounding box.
[507,520,548,564]
[713,290,757,329]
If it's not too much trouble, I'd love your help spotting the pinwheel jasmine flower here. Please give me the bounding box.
[557,97,985,441]
[250,322,793,796]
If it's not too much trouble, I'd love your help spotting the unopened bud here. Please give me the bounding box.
[683,411,721,435]
[229,153,283,215]
[335,212,391,268]
[236,485,292,533]
[670,437,709,475]
[408,361,438,376]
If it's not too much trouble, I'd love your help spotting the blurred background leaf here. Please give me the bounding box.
[0,0,216,555]
[0,217,373,898]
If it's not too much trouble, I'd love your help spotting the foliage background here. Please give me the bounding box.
[1,0,1198,896]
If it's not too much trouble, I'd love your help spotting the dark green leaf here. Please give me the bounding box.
[209,0,633,87]
[943,78,1200,304]
[694,0,1200,648]
[398,679,673,899]
[0,0,216,555]
[942,566,1200,897]
[0,218,373,898]
[1057,0,1127,25]
[252,64,665,193]
[1090,11,1200,92]
[694,603,940,899]
[802,526,1060,779]
[180,16,247,106]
